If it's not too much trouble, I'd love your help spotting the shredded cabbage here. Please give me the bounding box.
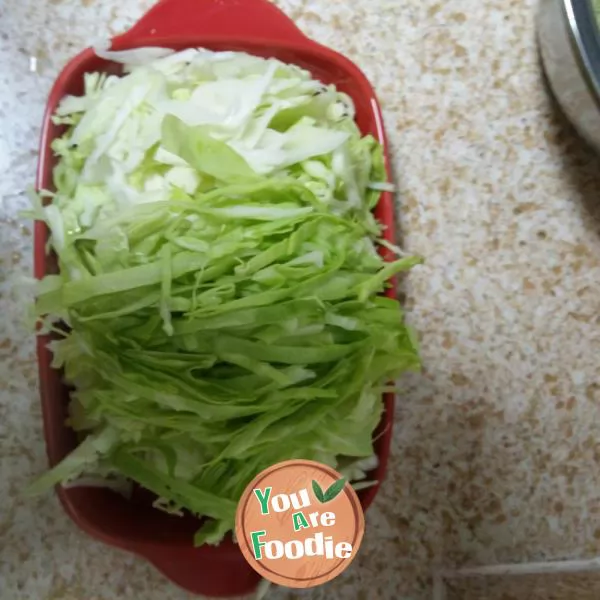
[29,48,421,546]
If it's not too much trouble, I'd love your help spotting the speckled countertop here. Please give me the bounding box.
[3,1,600,599]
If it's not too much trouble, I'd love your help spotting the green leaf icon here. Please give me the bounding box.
[313,477,347,503]
[323,477,347,502]
[312,480,325,503]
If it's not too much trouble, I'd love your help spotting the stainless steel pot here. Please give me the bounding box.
[538,0,600,151]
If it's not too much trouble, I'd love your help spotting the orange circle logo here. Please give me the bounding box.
[235,460,365,588]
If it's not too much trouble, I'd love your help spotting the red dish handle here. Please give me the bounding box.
[112,0,306,46]
[134,545,260,597]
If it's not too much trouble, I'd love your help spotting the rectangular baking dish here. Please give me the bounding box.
[34,0,397,596]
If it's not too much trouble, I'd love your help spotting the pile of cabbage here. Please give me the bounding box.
[29,47,421,545]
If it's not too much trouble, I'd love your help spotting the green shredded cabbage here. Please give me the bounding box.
[28,48,421,546]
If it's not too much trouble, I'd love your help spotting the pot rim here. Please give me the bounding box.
[564,0,600,108]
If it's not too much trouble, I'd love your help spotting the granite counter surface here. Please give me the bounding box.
[3,1,600,599]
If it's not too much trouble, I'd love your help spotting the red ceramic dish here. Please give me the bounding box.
[34,0,396,596]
